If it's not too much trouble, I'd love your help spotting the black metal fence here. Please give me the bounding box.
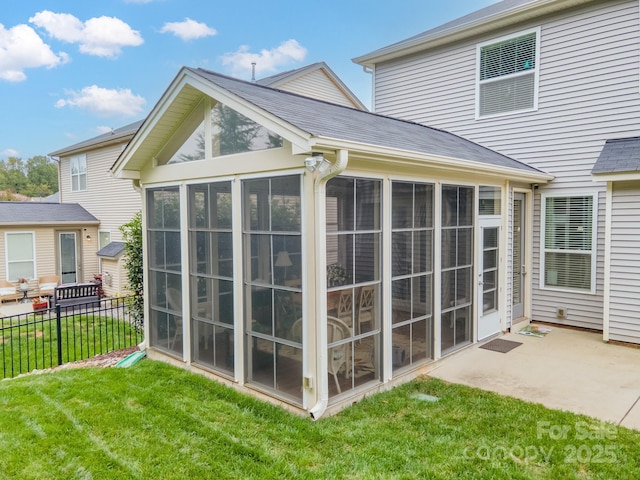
[0,296,142,379]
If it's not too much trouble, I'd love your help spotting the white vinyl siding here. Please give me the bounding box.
[477,28,540,118]
[61,144,141,241]
[276,69,362,109]
[608,182,640,343]
[541,193,597,293]
[70,154,87,192]
[373,0,636,329]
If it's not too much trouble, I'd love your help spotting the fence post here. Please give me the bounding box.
[56,304,63,366]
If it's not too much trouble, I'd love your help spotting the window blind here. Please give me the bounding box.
[543,195,594,291]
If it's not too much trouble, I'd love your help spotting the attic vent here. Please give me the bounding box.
[478,30,538,117]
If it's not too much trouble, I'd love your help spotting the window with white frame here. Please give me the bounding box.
[70,154,87,191]
[477,28,540,118]
[541,193,596,293]
[98,230,111,250]
[6,232,35,281]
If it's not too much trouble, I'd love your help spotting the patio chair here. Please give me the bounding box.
[327,315,351,393]
[38,275,59,300]
[356,285,375,335]
[336,290,353,327]
[0,280,20,303]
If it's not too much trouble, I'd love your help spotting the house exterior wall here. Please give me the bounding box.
[0,224,98,290]
[277,70,361,108]
[60,143,142,242]
[607,181,640,343]
[370,0,640,330]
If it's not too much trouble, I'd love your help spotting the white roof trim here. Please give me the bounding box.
[353,0,595,67]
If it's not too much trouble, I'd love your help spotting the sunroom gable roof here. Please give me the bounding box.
[113,67,550,181]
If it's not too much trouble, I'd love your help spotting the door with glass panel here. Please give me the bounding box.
[477,217,501,340]
[59,232,78,284]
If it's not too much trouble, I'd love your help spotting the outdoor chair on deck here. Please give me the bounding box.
[0,280,19,303]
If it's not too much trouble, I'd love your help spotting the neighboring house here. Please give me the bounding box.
[48,62,366,297]
[255,61,367,110]
[111,66,551,417]
[49,120,144,297]
[353,0,640,343]
[0,202,99,294]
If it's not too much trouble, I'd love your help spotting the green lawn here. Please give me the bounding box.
[0,312,141,379]
[0,360,638,479]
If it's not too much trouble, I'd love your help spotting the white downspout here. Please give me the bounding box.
[309,149,348,420]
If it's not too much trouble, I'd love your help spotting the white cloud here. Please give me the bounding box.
[1,148,20,157]
[221,39,307,78]
[30,11,143,58]
[160,18,217,41]
[0,23,67,82]
[55,85,146,117]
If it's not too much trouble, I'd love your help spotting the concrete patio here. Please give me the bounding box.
[0,301,44,317]
[429,323,640,430]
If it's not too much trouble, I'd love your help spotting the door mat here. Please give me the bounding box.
[479,338,523,353]
[517,324,552,338]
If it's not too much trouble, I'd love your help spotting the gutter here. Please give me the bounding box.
[309,149,348,420]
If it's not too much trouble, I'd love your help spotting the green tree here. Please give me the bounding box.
[121,212,144,328]
[25,156,58,197]
[0,155,58,198]
[0,157,27,193]
[212,104,260,156]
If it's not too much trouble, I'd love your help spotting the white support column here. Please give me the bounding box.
[433,182,442,360]
[382,177,392,382]
[232,177,245,383]
[179,182,191,363]
[603,181,613,342]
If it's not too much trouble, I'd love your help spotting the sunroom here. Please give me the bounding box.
[112,67,551,417]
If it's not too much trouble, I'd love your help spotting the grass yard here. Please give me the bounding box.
[0,312,141,379]
[0,360,638,479]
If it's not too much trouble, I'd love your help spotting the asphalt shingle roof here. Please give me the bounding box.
[96,241,125,258]
[190,68,544,174]
[592,137,640,174]
[49,120,143,156]
[0,202,99,224]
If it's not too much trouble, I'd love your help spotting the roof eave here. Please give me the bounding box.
[0,220,99,227]
[49,130,136,158]
[592,171,640,182]
[315,136,554,183]
[353,0,595,67]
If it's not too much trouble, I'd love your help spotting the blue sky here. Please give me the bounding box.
[0,0,496,160]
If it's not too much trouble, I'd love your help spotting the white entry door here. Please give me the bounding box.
[477,218,501,340]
